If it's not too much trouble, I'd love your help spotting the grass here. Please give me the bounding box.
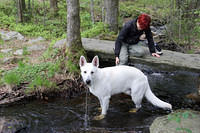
[2,61,61,92]
[0,34,4,45]
[22,47,30,55]
[3,72,21,85]
[0,52,5,59]
[27,75,56,94]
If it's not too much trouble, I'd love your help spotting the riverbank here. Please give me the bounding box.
[0,77,86,106]
[0,30,87,106]
[0,30,200,106]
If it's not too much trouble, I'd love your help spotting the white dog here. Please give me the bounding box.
[80,55,172,120]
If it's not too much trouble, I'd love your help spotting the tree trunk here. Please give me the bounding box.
[21,0,26,10]
[101,0,105,22]
[27,0,32,21]
[90,0,95,24]
[17,0,25,22]
[67,0,82,48]
[28,0,31,13]
[104,0,119,33]
[50,0,58,16]
[66,0,84,74]
[43,0,46,26]
[32,0,35,21]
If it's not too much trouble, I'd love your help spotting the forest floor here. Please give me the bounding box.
[0,32,86,106]
[0,38,49,71]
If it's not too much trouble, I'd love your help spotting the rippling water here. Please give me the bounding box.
[0,65,199,133]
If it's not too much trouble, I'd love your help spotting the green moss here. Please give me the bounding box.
[168,110,195,133]
[66,44,86,75]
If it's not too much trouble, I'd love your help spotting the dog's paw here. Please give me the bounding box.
[129,108,139,113]
[93,114,105,120]
[97,107,102,112]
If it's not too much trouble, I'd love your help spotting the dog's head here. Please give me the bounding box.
[79,56,99,86]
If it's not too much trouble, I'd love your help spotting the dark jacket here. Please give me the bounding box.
[115,18,156,57]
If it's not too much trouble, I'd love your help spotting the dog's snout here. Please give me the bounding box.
[86,79,91,85]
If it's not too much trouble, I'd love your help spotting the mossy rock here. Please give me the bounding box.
[150,109,200,133]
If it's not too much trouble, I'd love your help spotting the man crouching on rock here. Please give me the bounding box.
[115,13,162,65]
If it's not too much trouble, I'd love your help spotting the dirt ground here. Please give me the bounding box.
[0,36,51,70]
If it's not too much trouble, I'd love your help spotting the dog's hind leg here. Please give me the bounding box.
[129,96,142,113]
[129,94,142,113]
[129,81,146,113]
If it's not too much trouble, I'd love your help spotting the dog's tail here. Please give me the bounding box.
[145,84,172,110]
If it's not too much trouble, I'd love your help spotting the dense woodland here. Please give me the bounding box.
[0,0,200,95]
[0,0,200,50]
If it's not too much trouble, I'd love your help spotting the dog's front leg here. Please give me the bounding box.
[101,96,110,115]
[97,97,103,112]
[94,96,110,120]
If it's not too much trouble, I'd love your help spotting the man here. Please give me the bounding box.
[115,13,162,65]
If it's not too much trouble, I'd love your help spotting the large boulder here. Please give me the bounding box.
[0,30,24,41]
[81,38,200,72]
[53,38,200,71]
[150,109,200,133]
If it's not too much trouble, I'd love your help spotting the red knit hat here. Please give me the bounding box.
[138,14,151,30]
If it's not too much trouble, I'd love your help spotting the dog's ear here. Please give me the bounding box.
[92,55,99,67]
[80,56,87,67]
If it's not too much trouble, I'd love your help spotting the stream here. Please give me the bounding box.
[0,64,199,133]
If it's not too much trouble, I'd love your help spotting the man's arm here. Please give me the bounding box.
[115,24,130,57]
[145,28,156,53]
[145,28,160,57]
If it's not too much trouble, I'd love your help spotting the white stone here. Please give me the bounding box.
[0,30,24,41]
[13,49,23,55]
[0,49,12,53]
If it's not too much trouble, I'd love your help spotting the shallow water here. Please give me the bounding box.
[0,66,199,133]
[0,94,164,133]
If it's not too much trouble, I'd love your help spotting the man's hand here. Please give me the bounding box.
[152,53,160,58]
[115,57,120,65]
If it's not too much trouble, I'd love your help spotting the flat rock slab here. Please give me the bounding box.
[82,38,200,72]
